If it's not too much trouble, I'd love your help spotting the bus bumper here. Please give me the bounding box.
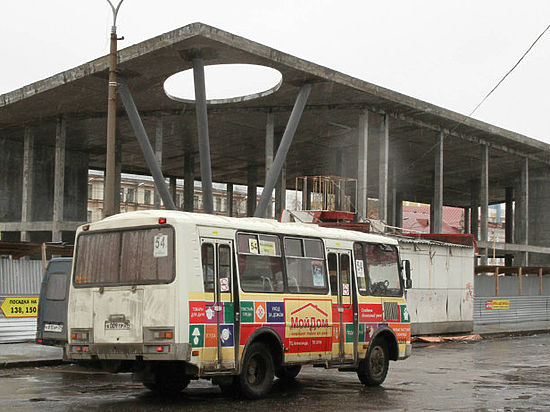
[400,343,412,360]
[65,343,192,361]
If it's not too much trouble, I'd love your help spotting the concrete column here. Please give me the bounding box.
[479,145,489,265]
[169,177,177,209]
[387,165,396,227]
[395,193,403,231]
[52,116,66,242]
[515,158,529,265]
[471,181,479,239]
[247,165,257,217]
[192,56,214,215]
[20,127,34,242]
[184,150,194,212]
[275,134,286,219]
[332,149,346,210]
[265,111,274,218]
[114,135,122,214]
[504,186,514,266]
[301,178,308,210]
[154,115,163,209]
[378,115,389,223]
[463,208,470,234]
[505,187,514,243]
[227,183,233,217]
[357,110,369,219]
[432,132,444,233]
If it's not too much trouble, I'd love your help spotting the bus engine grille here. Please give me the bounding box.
[383,301,399,322]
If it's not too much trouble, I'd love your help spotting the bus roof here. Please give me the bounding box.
[84,210,398,246]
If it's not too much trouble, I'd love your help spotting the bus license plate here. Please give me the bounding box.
[44,323,63,333]
[104,321,130,330]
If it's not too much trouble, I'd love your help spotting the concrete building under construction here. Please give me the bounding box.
[1,22,550,267]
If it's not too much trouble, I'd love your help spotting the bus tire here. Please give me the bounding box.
[275,365,301,381]
[100,360,123,373]
[357,340,389,386]
[239,342,274,399]
[143,366,190,394]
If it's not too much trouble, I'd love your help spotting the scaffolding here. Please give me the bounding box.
[295,175,357,212]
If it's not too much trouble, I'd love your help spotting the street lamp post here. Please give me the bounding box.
[104,0,124,217]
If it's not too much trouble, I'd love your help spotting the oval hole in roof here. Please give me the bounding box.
[163,64,283,105]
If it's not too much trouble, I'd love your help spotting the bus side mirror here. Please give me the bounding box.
[402,260,412,289]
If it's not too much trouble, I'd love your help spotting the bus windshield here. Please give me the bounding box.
[73,226,175,286]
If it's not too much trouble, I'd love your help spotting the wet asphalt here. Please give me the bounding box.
[1,334,549,411]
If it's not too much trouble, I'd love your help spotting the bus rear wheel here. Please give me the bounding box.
[357,340,389,386]
[275,365,301,381]
[143,365,190,395]
[239,342,274,399]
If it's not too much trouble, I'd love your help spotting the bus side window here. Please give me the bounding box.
[202,243,215,292]
[237,233,283,293]
[218,244,231,293]
[340,254,351,304]
[354,242,368,295]
[328,253,338,296]
[283,237,328,294]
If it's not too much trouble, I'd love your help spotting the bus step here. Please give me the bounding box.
[201,370,237,376]
[337,365,358,372]
[320,361,356,370]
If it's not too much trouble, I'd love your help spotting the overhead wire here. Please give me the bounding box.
[467,21,550,119]
[405,21,550,173]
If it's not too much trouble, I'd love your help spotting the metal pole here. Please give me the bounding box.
[104,0,124,217]
[192,56,214,214]
[117,77,176,210]
[255,84,311,217]
[433,132,444,233]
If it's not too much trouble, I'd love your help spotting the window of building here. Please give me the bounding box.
[284,237,327,294]
[87,211,92,223]
[126,188,135,203]
[144,190,151,205]
[215,197,222,212]
[194,195,201,210]
[88,183,93,199]
[237,233,283,292]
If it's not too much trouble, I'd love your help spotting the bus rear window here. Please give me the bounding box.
[45,274,68,300]
[74,226,174,286]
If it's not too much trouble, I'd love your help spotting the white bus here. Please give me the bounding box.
[66,210,412,398]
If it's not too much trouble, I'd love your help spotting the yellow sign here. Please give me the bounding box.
[259,240,276,256]
[1,296,39,318]
[492,300,510,309]
[485,299,510,310]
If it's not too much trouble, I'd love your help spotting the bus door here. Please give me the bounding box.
[327,249,354,363]
[200,238,236,370]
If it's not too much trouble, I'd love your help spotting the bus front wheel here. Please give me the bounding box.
[239,342,274,399]
[357,340,389,386]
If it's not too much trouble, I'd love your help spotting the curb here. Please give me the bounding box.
[477,329,550,339]
[0,359,64,370]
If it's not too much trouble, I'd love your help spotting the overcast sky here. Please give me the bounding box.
[3,1,550,143]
